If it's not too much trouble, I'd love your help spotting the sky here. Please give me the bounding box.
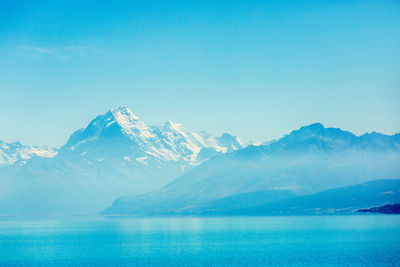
[0,0,399,147]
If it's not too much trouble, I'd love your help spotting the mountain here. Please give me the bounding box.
[174,189,298,215]
[0,107,242,214]
[59,107,241,165]
[215,179,400,215]
[358,203,400,214]
[0,140,57,165]
[104,123,400,215]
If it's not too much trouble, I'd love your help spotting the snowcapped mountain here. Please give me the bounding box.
[0,106,242,214]
[0,140,57,165]
[104,123,400,215]
[58,106,242,165]
[2,111,399,216]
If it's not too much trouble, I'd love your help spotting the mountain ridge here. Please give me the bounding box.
[58,106,243,165]
[0,140,57,166]
[0,106,243,214]
[103,123,400,215]
[216,179,400,215]
[1,109,399,215]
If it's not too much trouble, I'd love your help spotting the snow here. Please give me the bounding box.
[135,156,149,165]
[0,141,57,165]
[60,107,243,165]
[0,106,243,169]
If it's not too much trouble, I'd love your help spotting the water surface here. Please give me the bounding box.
[0,215,399,266]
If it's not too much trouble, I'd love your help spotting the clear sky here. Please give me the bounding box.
[0,0,399,147]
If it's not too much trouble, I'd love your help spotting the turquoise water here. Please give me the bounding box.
[0,216,399,266]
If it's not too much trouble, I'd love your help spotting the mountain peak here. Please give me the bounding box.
[301,122,325,130]
[60,106,243,164]
[110,106,140,122]
[272,123,361,152]
[163,120,185,130]
[285,123,326,139]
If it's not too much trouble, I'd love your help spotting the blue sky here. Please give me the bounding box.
[0,0,399,147]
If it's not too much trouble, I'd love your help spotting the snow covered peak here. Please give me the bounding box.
[105,107,152,138]
[97,106,144,132]
[60,106,243,164]
[111,106,140,122]
[0,140,57,165]
[88,106,142,131]
[64,106,153,149]
[163,120,185,130]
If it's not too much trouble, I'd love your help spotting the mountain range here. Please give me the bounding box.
[1,107,399,215]
[105,179,400,215]
[202,179,400,215]
[0,107,242,214]
[103,123,400,215]
[0,141,57,165]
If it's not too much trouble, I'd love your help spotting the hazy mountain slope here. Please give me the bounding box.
[182,190,298,214]
[219,179,400,215]
[0,107,242,214]
[104,124,400,215]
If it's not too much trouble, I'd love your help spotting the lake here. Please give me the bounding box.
[0,215,399,266]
